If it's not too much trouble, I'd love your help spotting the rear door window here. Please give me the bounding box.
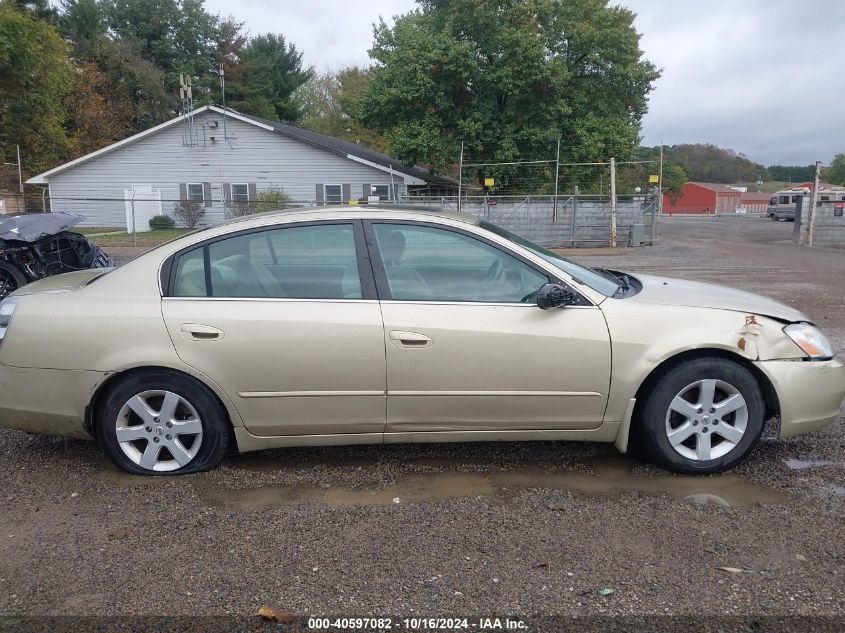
[172,223,362,299]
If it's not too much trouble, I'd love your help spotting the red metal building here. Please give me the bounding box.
[662,182,743,215]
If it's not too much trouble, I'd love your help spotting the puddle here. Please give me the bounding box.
[824,484,845,497]
[785,458,839,470]
[197,456,790,511]
[228,452,376,471]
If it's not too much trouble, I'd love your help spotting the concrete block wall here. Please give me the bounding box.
[401,196,656,248]
[810,202,845,249]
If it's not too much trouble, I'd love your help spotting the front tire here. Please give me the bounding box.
[96,370,233,475]
[635,357,765,474]
[0,261,27,299]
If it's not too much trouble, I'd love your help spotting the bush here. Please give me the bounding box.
[223,200,253,218]
[172,200,204,229]
[254,187,289,213]
[148,214,175,230]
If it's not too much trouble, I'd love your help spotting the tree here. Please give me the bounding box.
[227,34,312,122]
[360,0,660,188]
[296,66,388,152]
[0,2,72,186]
[59,0,106,58]
[103,0,221,103]
[823,154,845,186]
[64,61,133,158]
[662,164,688,203]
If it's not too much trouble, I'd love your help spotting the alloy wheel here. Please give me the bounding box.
[664,379,748,461]
[115,390,203,472]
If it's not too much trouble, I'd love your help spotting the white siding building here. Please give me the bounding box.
[27,106,452,228]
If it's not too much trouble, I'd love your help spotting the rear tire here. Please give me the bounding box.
[0,261,27,299]
[96,370,233,475]
[635,356,765,474]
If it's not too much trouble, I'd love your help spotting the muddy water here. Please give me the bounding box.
[784,458,839,470]
[197,456,791,511]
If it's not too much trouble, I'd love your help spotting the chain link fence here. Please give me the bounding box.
[396,194,659,247]
[3,191,658,249]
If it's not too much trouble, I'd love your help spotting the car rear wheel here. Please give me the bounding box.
[0,261,27,299]
[96,370,233,475]
[636,357,765,474]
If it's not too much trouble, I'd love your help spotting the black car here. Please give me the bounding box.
[0,213,113,298]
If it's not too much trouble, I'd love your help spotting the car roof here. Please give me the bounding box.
[217,204,481,228]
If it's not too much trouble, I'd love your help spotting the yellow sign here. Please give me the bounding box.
[484,177,495,187]
[348,199,359,205]
[648,174,659,184]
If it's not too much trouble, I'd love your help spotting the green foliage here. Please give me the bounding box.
[823,154,845,186]
[227,34,312,122]
[640,144,764,184]
[663,165,689,202]
[360,0,660,191]
[296,66,388,152]
[253,187,290,213]
[0,1,72,186]
[148,214,175,229]
[767,164,816,183]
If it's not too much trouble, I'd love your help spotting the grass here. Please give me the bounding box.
[72,226,125,235]
[88,228,192,247]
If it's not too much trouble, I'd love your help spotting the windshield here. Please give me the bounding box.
[478,220,622,297]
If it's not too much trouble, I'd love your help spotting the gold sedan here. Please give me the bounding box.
[0,208,842,475]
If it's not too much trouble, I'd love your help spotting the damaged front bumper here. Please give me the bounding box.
[755,358,845,438]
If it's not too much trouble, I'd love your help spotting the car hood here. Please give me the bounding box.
[11,268,111,296]
[630,273,809,322]
[0,212,82,242]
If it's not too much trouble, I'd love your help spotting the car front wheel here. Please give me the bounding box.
[97,370,233,475]
[636,357,766,474]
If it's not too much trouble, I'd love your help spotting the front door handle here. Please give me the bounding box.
[179,323,224,341]
[389,330,433,348]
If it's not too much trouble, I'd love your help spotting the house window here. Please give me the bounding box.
[186,183,205,203]
[324,184,342,203]
[231,184,250,202]
[370,185,391,200]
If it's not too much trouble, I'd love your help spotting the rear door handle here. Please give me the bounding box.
[389,330,433,347]
[179,323,224,341]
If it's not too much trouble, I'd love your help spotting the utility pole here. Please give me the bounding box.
[457,141,464,213]
[553,138,560,221]
[609,157,617,247]
[2,144,23,196]
[15,145,22,195]
[807,160,821,246]
[658,141,664,216]
[218,63,228,142]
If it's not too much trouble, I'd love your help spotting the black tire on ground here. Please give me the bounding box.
[635,356,766,475]
[0,260,28,298]
[770,214,778,221]
[96,370,234,475]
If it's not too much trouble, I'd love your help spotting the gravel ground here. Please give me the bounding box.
[1,216,844,622]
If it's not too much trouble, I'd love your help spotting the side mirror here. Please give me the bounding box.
[537,283,576,310]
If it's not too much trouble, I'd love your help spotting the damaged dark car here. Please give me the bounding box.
[0,213,112,298]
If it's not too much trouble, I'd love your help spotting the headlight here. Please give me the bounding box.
[784,322,834,360]
[0,296,20,343]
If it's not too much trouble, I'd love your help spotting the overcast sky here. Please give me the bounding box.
[203,0,845,165]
